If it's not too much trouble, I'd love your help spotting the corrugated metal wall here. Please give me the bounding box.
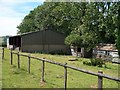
[21,30,71,54]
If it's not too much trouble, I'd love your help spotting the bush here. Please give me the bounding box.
[83,58,107,67]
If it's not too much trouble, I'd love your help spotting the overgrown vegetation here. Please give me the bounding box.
[83,58,107,68]
[2,48,119,88]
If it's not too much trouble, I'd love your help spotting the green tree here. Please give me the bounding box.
[116,2,120,56]
[35,2,84,35]
[17,2,118,57]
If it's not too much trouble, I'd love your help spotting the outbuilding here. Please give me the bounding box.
[9,29,71,54]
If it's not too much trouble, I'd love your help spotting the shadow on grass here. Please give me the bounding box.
[11,65,16,68]
[11,67,28,75]
[2,58,7,61]
[12,70,20,74]
[20,68,27,72]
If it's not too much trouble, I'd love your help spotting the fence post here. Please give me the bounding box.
[10,49,13,65]
[98,70,103,90]
[64,63,67,90]
[2,47,4,60]
[41,59,45,82]
[28,54,31,74]
[17,52,20,69]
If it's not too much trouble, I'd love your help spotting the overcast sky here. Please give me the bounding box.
[0,0,45,36]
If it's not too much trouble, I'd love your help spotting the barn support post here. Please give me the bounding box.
[64,63,67,90]
[10,49,13,65]
[2,47,4,60]
[41,59,45,82]
[28,54,31,74]
[98,70,103,90]
[17,52,20,69]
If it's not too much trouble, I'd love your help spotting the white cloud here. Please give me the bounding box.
[0,17,22,36]
[0,0,45,5]
[0,0,44,17]
[0,5,24,18]
[0,0,45,36]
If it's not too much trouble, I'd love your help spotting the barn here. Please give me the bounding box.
[9,29,71,54]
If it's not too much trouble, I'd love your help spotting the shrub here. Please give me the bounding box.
[83,58,107,67]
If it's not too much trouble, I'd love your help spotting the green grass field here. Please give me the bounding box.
[2,48,120,88]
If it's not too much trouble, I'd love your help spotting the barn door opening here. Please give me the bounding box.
[9,36,21,50]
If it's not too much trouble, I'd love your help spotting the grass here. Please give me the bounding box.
[2,48,120,88]
[0,48,2,89]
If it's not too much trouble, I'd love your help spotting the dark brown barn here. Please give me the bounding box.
[9,29,71,54]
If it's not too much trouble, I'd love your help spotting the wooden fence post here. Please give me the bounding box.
[2,47,4,60]
[28,54,31,74]
[17,52,20,69]
[41,59,45,82]
[98,70,103,90]
[10,49,13,65]
[64,63,67,90]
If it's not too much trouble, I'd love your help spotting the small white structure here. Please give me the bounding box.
[7,37,9,48]
[7,36,13,49]
[70,46,83,57]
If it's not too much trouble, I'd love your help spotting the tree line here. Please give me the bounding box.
[17,1,120,57]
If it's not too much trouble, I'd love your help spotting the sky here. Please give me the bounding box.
[0,0,45,36]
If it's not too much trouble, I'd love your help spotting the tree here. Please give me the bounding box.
[17,2,118,57]
[65,3,98,57]
[65,2,117,57]
[116,2,120,56]
[108,2,120,56]
[35,2,84,35]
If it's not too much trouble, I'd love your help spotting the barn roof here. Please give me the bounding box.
[15,29,66,37]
